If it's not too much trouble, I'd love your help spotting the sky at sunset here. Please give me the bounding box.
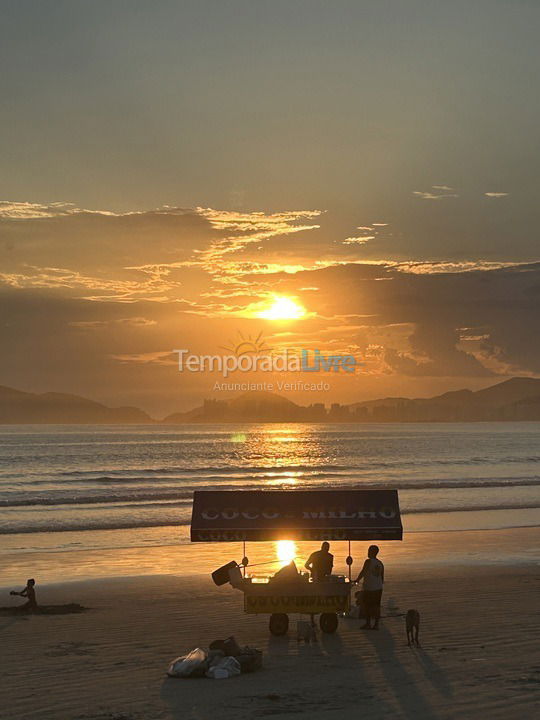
[1,1,539,416]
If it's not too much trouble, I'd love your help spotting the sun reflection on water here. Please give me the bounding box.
[230,433,247,443]
[266,472,301,485]
[225,425,330,487]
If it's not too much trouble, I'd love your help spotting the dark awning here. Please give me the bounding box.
[190,489,402,542]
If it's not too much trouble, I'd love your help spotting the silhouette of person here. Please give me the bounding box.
[305,542,334,581]
[356,545,384,629]
[10,578,38,611]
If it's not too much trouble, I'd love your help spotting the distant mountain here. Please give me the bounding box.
[3,377,540,425]
[163,377,540,424]
[473,377,540,407]
[349,377,540,422]
[0,385,152,424]
[164,391,303,423]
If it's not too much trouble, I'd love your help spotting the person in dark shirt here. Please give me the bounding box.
[10,578,37,611]
[305,542,334,581]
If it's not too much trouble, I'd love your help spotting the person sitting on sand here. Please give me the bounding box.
[10,578,38,611]
[355,545,384,630]
[305,542,334,581]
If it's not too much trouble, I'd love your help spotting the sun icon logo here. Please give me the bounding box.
[221,330,271,357]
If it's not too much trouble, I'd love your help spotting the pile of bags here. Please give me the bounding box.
[167,636,262,680]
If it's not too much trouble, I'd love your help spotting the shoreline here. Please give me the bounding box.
[2,505,539,554]
[1,525,539,587]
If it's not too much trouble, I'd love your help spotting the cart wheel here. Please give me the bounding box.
[320,612,338,634]
[269,613,289,636]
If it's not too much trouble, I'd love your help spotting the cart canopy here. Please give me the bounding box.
[190,489,402,542]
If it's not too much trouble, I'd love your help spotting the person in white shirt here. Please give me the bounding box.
[355,545,384,630]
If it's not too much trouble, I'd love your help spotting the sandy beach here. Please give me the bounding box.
[1,527,539,720]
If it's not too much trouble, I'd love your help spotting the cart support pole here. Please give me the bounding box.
[348,541,352,582]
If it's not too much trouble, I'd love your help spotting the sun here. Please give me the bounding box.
[276,540,297,566]
[258,296,306,320]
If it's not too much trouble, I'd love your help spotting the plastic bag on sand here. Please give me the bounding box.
[206,656,241,679]
[167,648,208,678]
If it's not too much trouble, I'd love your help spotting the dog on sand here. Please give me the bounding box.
[406,609,420,646]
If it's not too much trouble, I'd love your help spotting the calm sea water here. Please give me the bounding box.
[0,423,539,553]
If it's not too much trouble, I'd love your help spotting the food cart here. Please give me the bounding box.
[191,489,402,636]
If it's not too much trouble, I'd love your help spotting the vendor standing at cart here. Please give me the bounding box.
[355,545,384,630]
[305,542,334,581]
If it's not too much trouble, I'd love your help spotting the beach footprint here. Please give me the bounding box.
[45,641,97,657]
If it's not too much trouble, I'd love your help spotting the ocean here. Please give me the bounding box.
[0,422,539,559]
